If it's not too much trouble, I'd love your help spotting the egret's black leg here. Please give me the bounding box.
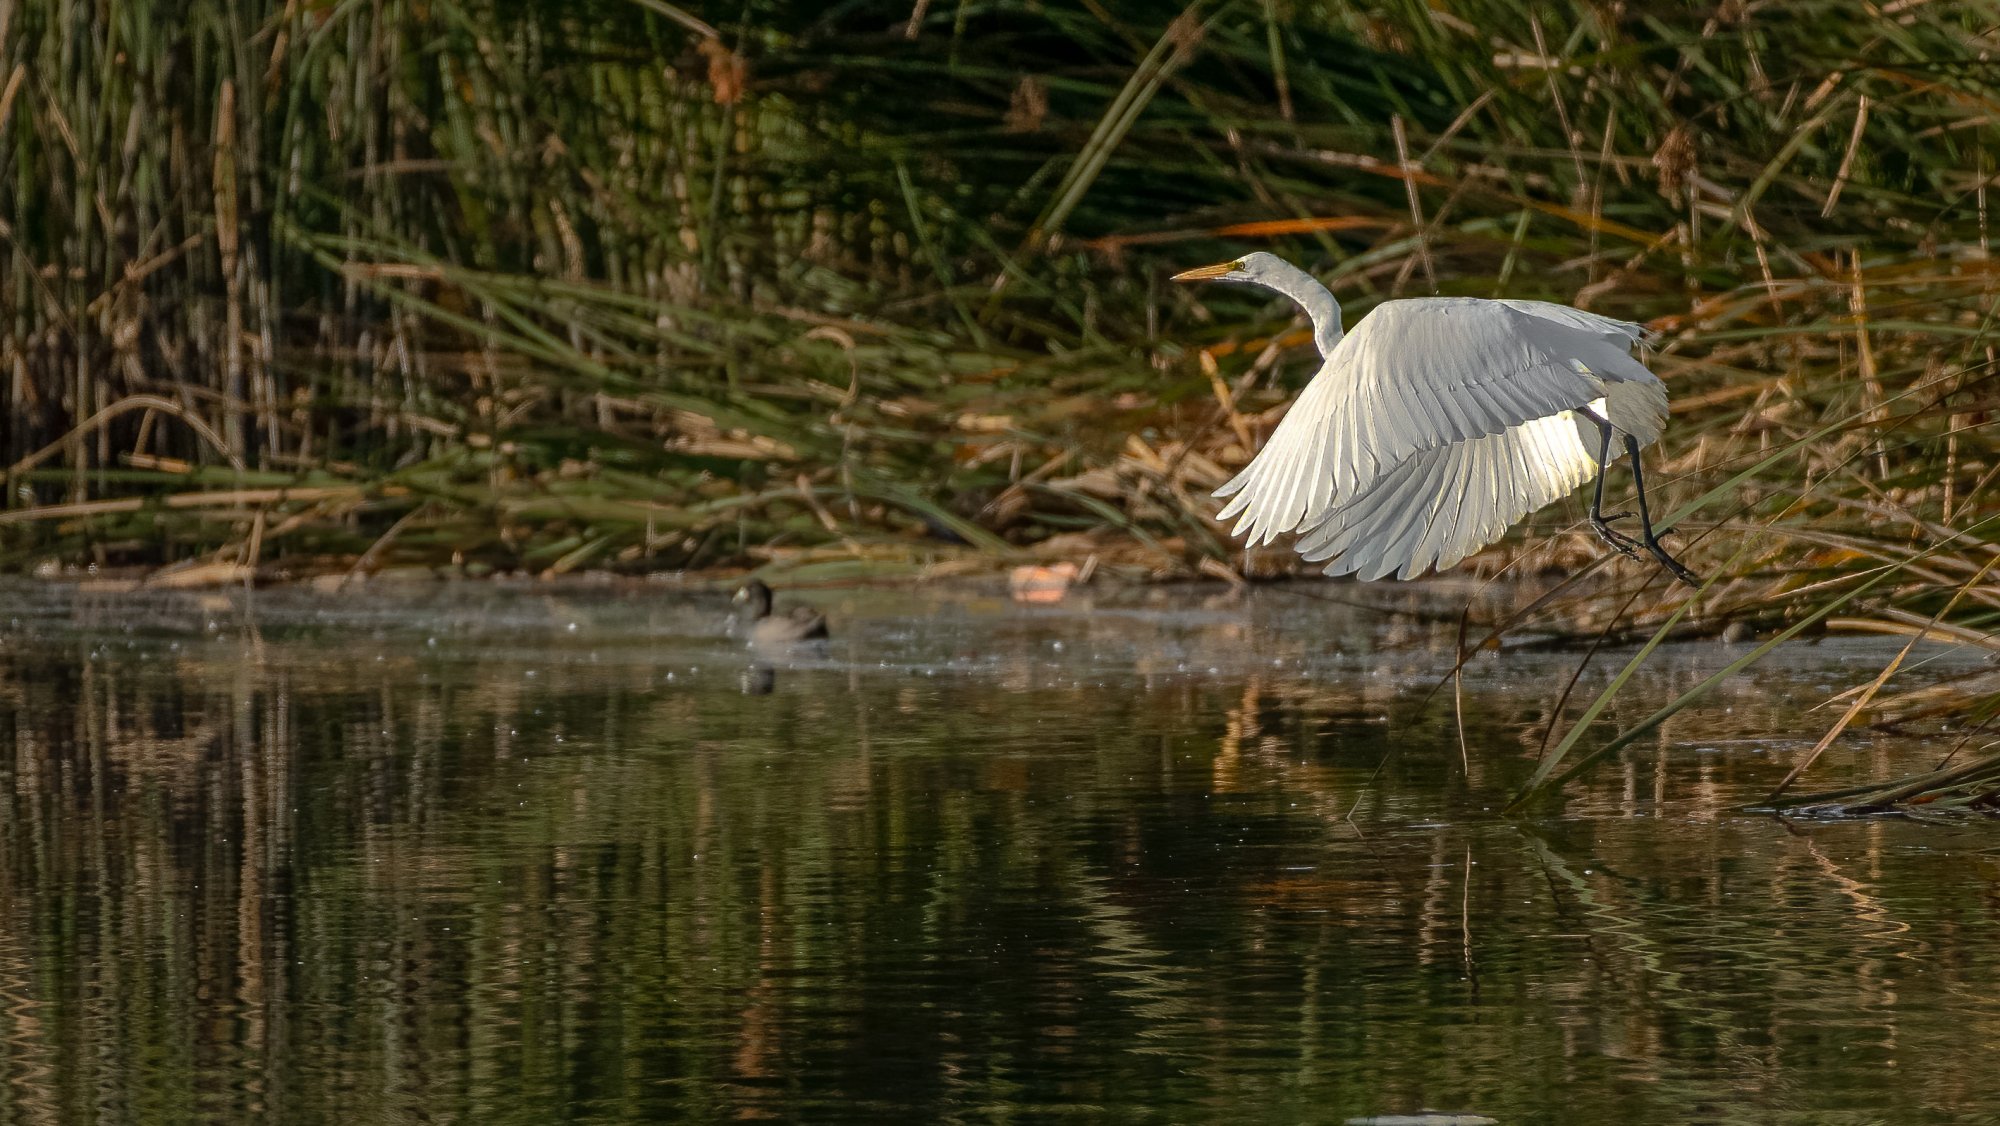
[1580,409,1642,559]
[1623,435,1701,587]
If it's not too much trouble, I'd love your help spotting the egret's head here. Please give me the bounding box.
[1170,251,1291,286]
[1171,250,1342,354]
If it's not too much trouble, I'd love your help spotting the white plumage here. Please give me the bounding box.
[1173,252,1695,585]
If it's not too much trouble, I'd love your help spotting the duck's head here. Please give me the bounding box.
[732,579,773,616]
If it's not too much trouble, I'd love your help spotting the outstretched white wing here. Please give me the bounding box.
[1294,411,1601,580]
[1490,298,1656,349]
[1296,377,1667,579]
[1213,297,1660,548]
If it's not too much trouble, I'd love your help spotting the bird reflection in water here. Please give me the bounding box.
[739,663,776,695]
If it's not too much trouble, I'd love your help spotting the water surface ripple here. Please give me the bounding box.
[0,579,1993,1125]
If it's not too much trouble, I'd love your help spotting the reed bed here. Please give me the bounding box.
[2,1,1998,799]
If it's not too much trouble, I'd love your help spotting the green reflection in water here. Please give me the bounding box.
[0,583,1993,1125]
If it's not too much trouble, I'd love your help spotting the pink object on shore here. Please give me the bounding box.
[1009,562,1079,603]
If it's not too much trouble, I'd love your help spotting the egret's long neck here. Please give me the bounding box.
[1257,259,1344,357]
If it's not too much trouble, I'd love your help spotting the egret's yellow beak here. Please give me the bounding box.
[1170,260,1243,282]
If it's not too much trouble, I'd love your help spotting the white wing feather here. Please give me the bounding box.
[1492,299,1656,349]
[1214,297,1671,575]
[1294,411,1600,580]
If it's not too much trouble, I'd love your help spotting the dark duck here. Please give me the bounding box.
[732,579,829,646]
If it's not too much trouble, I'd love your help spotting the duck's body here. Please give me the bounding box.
[733,579,829,645]
[1172,253,1697,586]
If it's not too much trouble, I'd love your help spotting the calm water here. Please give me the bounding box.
[0,577,1995,1125]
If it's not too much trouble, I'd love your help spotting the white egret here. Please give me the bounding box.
[1173,252,1698,586]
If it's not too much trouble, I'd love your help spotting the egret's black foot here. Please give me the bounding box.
[1644,539,1701,588]
[1589,516,1643,559]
